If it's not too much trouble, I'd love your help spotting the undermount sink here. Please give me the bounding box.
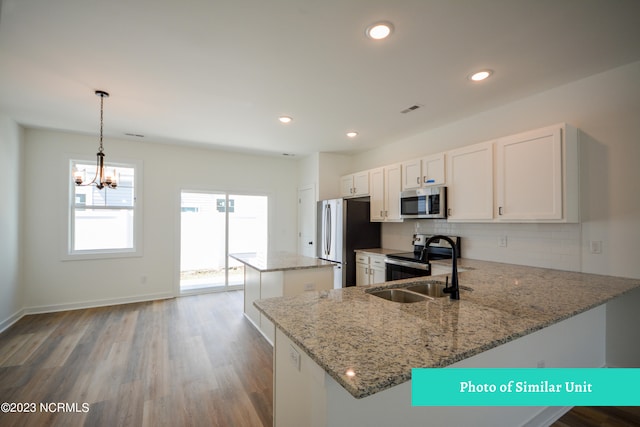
[404,282,447,298]
[367,281,451,303]
[368,289,429,303]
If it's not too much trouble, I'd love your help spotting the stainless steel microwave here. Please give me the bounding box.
[400,187,447,219]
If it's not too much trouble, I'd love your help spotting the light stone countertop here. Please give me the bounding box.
[229,251,335,273]
[254,258,640,399]
[355,248,404,256]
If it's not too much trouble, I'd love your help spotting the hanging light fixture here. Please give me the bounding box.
[73,90,117,189]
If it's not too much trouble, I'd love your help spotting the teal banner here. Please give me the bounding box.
[411,368,640,406]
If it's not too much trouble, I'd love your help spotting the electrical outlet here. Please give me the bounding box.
[140,275,147,284]
[304,283,315,291]
[537,360,546,368]
[289,345,301,371]
[498,236,508,248]
[589,240,602,254]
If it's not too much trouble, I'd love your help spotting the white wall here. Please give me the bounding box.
[351,61,640,280]
[0,115,23,331]
[298,152,352,201]
[21,129,298,312]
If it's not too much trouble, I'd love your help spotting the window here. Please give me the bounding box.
[67,158,142,259]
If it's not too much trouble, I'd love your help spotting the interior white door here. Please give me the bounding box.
[298,185,316,257]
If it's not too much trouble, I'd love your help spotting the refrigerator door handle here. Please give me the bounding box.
[323,204,327,255]
[326,203,332,256]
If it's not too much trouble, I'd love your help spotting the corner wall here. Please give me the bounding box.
[21,129,299,312]
[0,115,23,331]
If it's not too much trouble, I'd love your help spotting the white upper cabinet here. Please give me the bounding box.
[495,123,579,222]
[340,171,369,198]
[401,153,446,191]
[401,159,421,190]
[370,164,403,222]
[421,153,446,187]
[446,141,494,221]
[369,167,385,221]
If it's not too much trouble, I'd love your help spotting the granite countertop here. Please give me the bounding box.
[254,259,640,399]
[355,248,404,256]
[229,251,335,272]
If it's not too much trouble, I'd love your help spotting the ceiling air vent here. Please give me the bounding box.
[400,104,423,114]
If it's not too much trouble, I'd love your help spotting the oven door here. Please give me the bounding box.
[385,258,431,281]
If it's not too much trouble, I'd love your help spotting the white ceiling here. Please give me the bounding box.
[1,0,639,157]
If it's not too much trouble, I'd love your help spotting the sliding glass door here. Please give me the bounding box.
[180,191,268,293]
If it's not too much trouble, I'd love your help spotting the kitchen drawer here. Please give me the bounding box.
[370,256,385,269]
[356,254,369,264]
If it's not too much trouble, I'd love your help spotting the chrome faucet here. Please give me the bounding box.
[424,235,460,300]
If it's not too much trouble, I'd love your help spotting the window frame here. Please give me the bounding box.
[63,155,143,261]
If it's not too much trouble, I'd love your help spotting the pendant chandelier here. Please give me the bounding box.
[73,90,117,189]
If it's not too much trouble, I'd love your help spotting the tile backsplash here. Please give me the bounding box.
[382,220,582,272]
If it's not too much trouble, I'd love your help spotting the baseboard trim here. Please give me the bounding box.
[23,292,175,316]
[0,308,26,334]
[242,312,274,346]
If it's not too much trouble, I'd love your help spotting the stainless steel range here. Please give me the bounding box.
[385,234,460,281]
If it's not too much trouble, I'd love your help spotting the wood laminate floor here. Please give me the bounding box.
[1,291,637,427]
[0,291,272,427]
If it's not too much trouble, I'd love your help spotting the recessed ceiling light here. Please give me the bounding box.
[278,116,293,124]
[346,131,358,138]
[366,21,393,40]
[468,69,493,82]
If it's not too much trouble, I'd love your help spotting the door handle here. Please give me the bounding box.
[327,204,332,254]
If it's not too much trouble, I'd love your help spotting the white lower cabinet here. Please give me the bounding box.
[244,266,333,344]
[355,253,386,285]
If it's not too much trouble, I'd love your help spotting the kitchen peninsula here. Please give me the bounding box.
[230,252,335,344]
[255,259,640,427]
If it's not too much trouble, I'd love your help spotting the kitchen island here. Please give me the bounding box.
[230,252,335,344]
[255,259,640,427]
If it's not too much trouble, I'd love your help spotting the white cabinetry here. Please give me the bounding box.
[495,124,578,222]
[401,153,446,190]
[370,164,403,222]
[244,266,333,344]
[340,171,369,198]
[355,253,386,286]
[446,141,494,221]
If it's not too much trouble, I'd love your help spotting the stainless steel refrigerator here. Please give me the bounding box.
[317,198,381,288]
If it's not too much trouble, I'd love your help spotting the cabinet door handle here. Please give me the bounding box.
[416,177,420,184]
[499,206,503,215]
[447,208,452,216]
